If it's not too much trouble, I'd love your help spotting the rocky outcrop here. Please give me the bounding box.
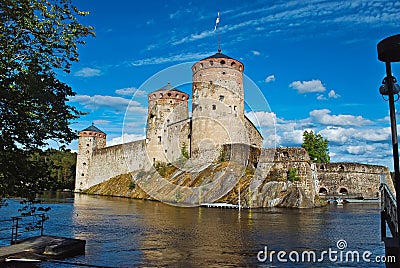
[84,145,392,209]
[85,155,321,208]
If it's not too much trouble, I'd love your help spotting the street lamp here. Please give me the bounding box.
[377,34,400,243]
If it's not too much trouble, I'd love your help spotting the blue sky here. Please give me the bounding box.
[63,0,400,169]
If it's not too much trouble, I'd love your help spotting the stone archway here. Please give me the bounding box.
[338,187,349,195]
[318,187,328,195]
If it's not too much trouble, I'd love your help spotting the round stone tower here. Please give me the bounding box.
[146,83,190,164]
[190,52,249,158]
[75,124,106,191]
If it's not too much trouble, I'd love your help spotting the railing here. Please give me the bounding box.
[0,214,46,245]
[381,183,398,238]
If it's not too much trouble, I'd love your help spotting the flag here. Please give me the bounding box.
[214,11,220,31]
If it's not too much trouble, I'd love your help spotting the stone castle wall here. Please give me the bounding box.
[81,141,395,208]
[315,162,393,199]
[244,116,263,147]
[165,118,191,161]
[85,140,150,189]
[221,144,315,207]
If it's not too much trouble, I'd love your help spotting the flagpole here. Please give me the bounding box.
[215,11,221,53]
[218,26,220,53]
[218,12,220,53]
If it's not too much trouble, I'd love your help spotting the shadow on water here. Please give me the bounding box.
[1,194,386,267]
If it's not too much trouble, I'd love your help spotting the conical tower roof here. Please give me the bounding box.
[80,123,105,134]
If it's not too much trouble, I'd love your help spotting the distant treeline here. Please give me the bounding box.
[34,149,77,191]
[0,149,76,198]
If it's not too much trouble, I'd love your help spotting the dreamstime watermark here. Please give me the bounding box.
[257,239,396,264]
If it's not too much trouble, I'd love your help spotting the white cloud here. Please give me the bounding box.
[263,134,281,147]
[245,111,278,127]
[115,87,147,97]
[74,67,102,77]
[252,50,261,56]
[319,126,356,144]
[283,129,304,145]
[164,1,400,49]
[93,120,110,125]
[107,133,145,147]
[328,89,341,99]
[131,52,213,66]
[346,145,376,155]
[265,75,275,83]
[127,106,148,114]
[169,10,181,19]
[289,79,326,94]
[319,126,390,144]
[69,94,146,113]
[309,109,372,126]
[317,94,327,100]
[171,30,215,45]
[361,127,390,142]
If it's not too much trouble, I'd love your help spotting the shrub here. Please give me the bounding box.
[128,181,136,190]
[287,168,300,182]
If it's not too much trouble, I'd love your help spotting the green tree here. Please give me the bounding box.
[301,130,330,163]
[287,168,300,182]
[0,0,93,202]
[45,148,76,190]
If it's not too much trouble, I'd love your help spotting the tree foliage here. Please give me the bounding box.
[1,149,76,199]
[1,0,93,150]
[301,130,330,163]
[287,168,300,182]
[0,0,93,201]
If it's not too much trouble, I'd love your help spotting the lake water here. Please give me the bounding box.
[0,193,391,267]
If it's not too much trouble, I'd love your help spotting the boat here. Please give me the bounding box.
[345,198,379,204]
[335,198,344,205]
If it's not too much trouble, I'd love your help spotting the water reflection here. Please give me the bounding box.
[1,194,386,267]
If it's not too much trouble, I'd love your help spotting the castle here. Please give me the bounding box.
[75,52,394,208]
[76,52,263,191]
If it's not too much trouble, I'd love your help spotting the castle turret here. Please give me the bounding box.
[190,52,250,158]
[75,124,106,191]
[146,83,190,164]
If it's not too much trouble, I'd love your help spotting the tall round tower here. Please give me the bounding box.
[146,83,190,164]
[75,124,106,191]
[190,52,249,158]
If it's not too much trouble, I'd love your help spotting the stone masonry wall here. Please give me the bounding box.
[86,140,150,189]
[315,162,394,199]
[222,144,316,207]
[244,116,263,148]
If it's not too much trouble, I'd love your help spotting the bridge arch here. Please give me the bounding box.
[318,187,328,195]
[338,187,349,195]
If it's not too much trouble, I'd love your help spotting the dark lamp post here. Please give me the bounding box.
[378,34,400,243]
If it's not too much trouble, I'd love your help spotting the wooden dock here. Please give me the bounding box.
[0,235,85,264]
[200,202,240,209]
